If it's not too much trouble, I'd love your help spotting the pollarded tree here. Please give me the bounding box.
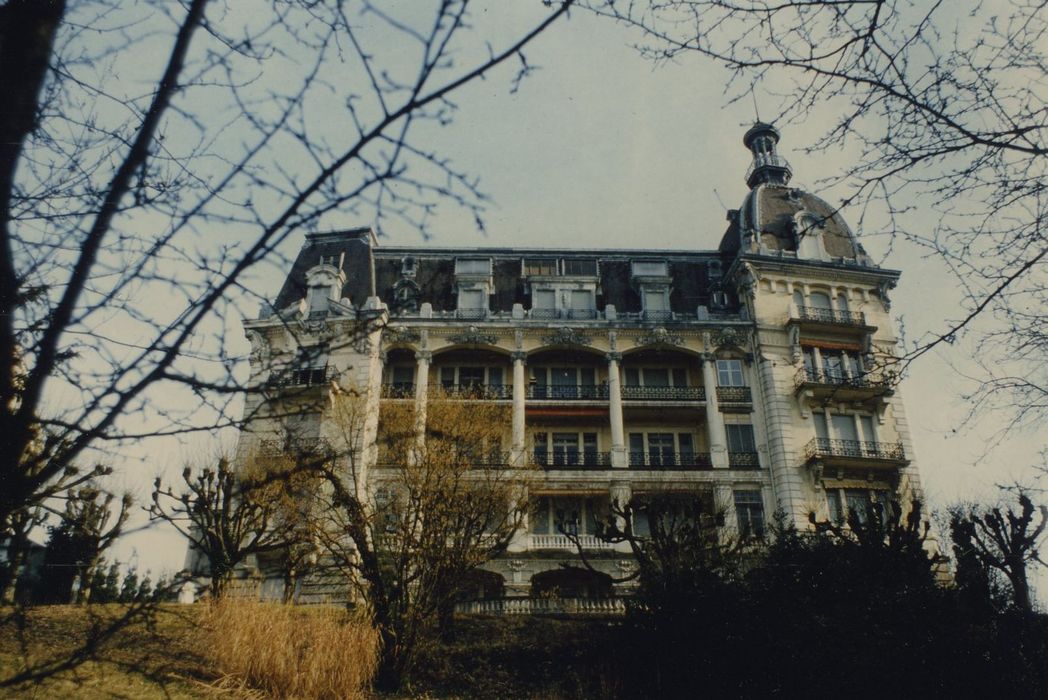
[37,485,132,604]
[149,457,302,598]
[950,492,1048,613]
[312,388,533,691]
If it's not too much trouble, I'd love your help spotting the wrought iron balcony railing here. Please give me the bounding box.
[435,383,513,400]
[728,451,761,469]
[716,386,752,404]
[268,366,337,388]
[380,382,415,399]
[455,308,489,320]
[794,367,891,391]
[531,451,612,469]
[621,385,705,401]
[628,452,713,470]
[795,306,867,326]
[803,437,905,462]
[527,384,608,400]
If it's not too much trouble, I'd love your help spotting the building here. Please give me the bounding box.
[232,123,923,607]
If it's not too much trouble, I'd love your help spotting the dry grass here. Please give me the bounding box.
[206,599,379,700]
[0,603,212,699]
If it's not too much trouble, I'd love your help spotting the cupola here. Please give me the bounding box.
[743,122,792,188]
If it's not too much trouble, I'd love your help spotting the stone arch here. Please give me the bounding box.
[530,567,614,599]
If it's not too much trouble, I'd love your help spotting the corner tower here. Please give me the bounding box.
[723,123,925,533]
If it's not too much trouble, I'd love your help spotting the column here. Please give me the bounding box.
[511,351,527,466]
[702,353,730,469]
[607,352,627,468]
[714,484,735,542]
[413,351,431,451]
[610,481,632,552]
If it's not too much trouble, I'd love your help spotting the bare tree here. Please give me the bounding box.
[587,0,1047,431]
[950,492,1048,613]
[0,0,574,548]
[312,388,531,691]
[149,457,300,598]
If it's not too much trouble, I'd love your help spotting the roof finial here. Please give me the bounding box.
[742,122,792,188]
[750,90,761,123]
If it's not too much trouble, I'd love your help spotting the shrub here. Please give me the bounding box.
[206,599,378,699]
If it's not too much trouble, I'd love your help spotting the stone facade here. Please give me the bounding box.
[228,123,925,603]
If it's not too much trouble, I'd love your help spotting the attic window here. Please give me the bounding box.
[524,258,557,276]
[632,261,668,277]
[455,258,490,275]
[320,254,342,268]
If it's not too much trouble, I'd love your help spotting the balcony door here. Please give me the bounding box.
[551,433,580,467]
[831,414,860,455]
[551,367,576,399]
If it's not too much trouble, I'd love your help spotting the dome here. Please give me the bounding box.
[718,124,871,264]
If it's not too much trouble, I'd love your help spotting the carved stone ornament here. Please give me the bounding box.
[542,327,591,347]
[634,326,684,348]
[712,326,745,350]
[245,330,269,362]
[877,279,896,311]
[383,326,421,346]
[447,325,498,346]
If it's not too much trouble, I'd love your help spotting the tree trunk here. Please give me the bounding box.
[0,545,24,604]
[1008,559,1032,612]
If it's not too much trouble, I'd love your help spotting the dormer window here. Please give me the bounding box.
[455,258,491,275]
[457,288,487,319]
[632,260,668,277]
[454,257,492,318]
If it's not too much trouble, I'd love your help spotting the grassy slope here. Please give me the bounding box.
[0,604,214,700]
[0,605,622,699]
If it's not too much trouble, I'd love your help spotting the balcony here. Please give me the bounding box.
[526,308,599,320]
[794,367,894,401]
[456,597,625,616]
[531,451,612,470]
[728,451,761,469]
[268,366,337,388]
[527,384,608,401]
[528,534,615,550]
[628,452,713,470]
[803,437,908,471]
[716,386,752,408]
[790,306,874,334]
[435,383,513,400]
[376,450,511,468]
[380,382,415,399]
[621,385,705,402]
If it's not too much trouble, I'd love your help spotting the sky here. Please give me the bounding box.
[107,2,1044,582]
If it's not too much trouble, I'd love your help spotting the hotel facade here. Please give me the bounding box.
[227,124,923,605]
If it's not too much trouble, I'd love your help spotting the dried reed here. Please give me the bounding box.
[206,599,378,699]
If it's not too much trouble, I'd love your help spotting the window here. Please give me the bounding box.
[455,258,490,275]
[563,259,598,276]
[725,424,756,453]
[642,288,669,316]
[524,258,557,276]
[836,291,850,311]
[808,291,832,309]
[734,491,766,538]
[534,432,601,467]
[716,359,745,386]
[530,497,606,535]
[624,367,688,387]
[629,432,697,467]
[826,488,894,526]
[458,289,485,310]
[390,366,414,391]
[532,289,555,311]
[569,289,596,318]
[632,260,668,277]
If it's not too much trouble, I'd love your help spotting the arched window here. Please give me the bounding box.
[808,291,832,310]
